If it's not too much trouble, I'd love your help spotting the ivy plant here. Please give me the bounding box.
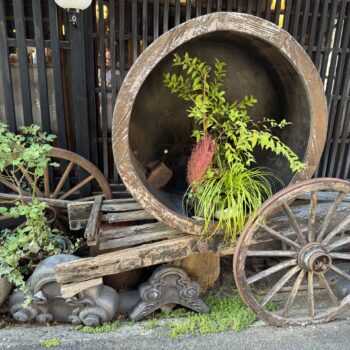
[0,123,70,295]
[163,54,305,241]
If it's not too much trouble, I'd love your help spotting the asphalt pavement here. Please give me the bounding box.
[1,317,350,350]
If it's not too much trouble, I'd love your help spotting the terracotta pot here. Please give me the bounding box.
[0,278,12,306]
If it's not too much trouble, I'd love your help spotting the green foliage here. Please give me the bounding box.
[75,321,120,333]
[40,338,60,348]
[0,123,67,296]
[163,54,305,241]
[189,166,280,242]
[162,293,256,338]
[144,318,158,330]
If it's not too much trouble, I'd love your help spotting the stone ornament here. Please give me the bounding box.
[9,255,119,326]
[9,256,208,324]
[129,266,210,321]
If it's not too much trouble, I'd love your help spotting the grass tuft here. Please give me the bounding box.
[40,338,60,348]
[75,321,120,334]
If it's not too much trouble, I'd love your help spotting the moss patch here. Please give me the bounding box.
[75,321,120,334]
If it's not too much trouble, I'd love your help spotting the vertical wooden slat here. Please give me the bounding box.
[69,11,90,161]
[84,4,98,169]
[227,0,233,12]
[32,0,50,132]
[306,0,320,57]
[142,0,148,49]
[48,1,67,149]
[283,0,292,31]
[13,0,33,125]
[119,0,126,82]
[0,0,16,130]
[196,0,202,17]
[216,0,222,12]
[291,0,302,38]
[265,0,272,21]
[185,0,191,20]
[163,0,169,32]
[314,0,331,70]
[175,0,180,26]
[320,0,341,81]
[153,0,159,39]
[131,0,137,62]
[256,0,262,17]
[237,0,243,13]
[299,0,310,47]
[207,0,213,14]
[98,0,108,179]
[274,0,282,26]
[247,1,253,14]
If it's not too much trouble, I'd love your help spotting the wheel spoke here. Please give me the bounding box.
[329,252,350,260]
[247,250,297,257]
[318,273,338,306]
[330,265,350,281]
[247,259,297,285]
[307,272,315,317]
[322,215,350,245]
[0,214,15,221]
[317,191,345,242]
[58,174,95,200]
[282,203,307,245]
[327,236,350,252]
[261,265,300,306]
[258,224,301,250]
[52,161,74,199]
[282,269,305,317]
[308,191,317,243]
[0,177,29,196]
[44,166,50,198]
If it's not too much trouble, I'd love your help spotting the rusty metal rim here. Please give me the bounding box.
[112,12,328,236]
[233,177,350,326]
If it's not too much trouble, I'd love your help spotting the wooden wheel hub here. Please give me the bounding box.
[298,243,331,273]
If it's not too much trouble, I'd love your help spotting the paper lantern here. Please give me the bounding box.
[54,0,92,11]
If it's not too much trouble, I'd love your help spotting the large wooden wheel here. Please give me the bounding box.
[0,147,112,232]
[234,178,350,326]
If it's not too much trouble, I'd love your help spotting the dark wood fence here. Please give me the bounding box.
[0,0,350,195]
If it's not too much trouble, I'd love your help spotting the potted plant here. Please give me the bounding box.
[0,124,76,305]
[163,53,305,242]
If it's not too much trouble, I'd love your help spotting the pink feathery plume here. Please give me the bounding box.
[187,134,216,188]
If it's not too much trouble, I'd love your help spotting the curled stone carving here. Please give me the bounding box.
[129,266,209,321]
[9,255,119,326]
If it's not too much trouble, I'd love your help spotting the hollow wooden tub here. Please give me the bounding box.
[112,12,328,236]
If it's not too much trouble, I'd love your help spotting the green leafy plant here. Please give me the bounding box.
[40,338,60,348]
[161,293,257,338]
[163,54,305,241]
[0,123,70,295]
[75,321,120,334]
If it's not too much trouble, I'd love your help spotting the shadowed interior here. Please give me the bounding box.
[129,31,311,215]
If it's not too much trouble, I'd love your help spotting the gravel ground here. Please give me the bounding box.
[1,316,350,350]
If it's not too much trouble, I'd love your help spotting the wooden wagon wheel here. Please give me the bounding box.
[234,178,350,326]
[0,147,112,233]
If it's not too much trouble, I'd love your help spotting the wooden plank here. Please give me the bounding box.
[99,229,182,250]
[85,195,103,246]
[102,210,155,223]
[101,202,142,212]
[60,277,103,299]
[119,0,126,81]
[185,0,191,20]
[98,0,108,179]
[55,234,198,284]
[32,0,50,133]
[48,0,67,149]
[100,222,173,239]
[13,0,33,124]
[163,0,169,31]
[131,0,137,63]
[0,0,16,130]
[142,0,148,49]
[153,0,159,40]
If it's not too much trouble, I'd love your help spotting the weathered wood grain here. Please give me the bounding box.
[60,277,103,299]
[102,210,155,223]
[85,195,103,246]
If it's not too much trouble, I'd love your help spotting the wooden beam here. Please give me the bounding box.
[85,195,103,246]
[60,277,103,298]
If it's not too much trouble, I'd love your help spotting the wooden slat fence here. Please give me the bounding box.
[0,0,349,196]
